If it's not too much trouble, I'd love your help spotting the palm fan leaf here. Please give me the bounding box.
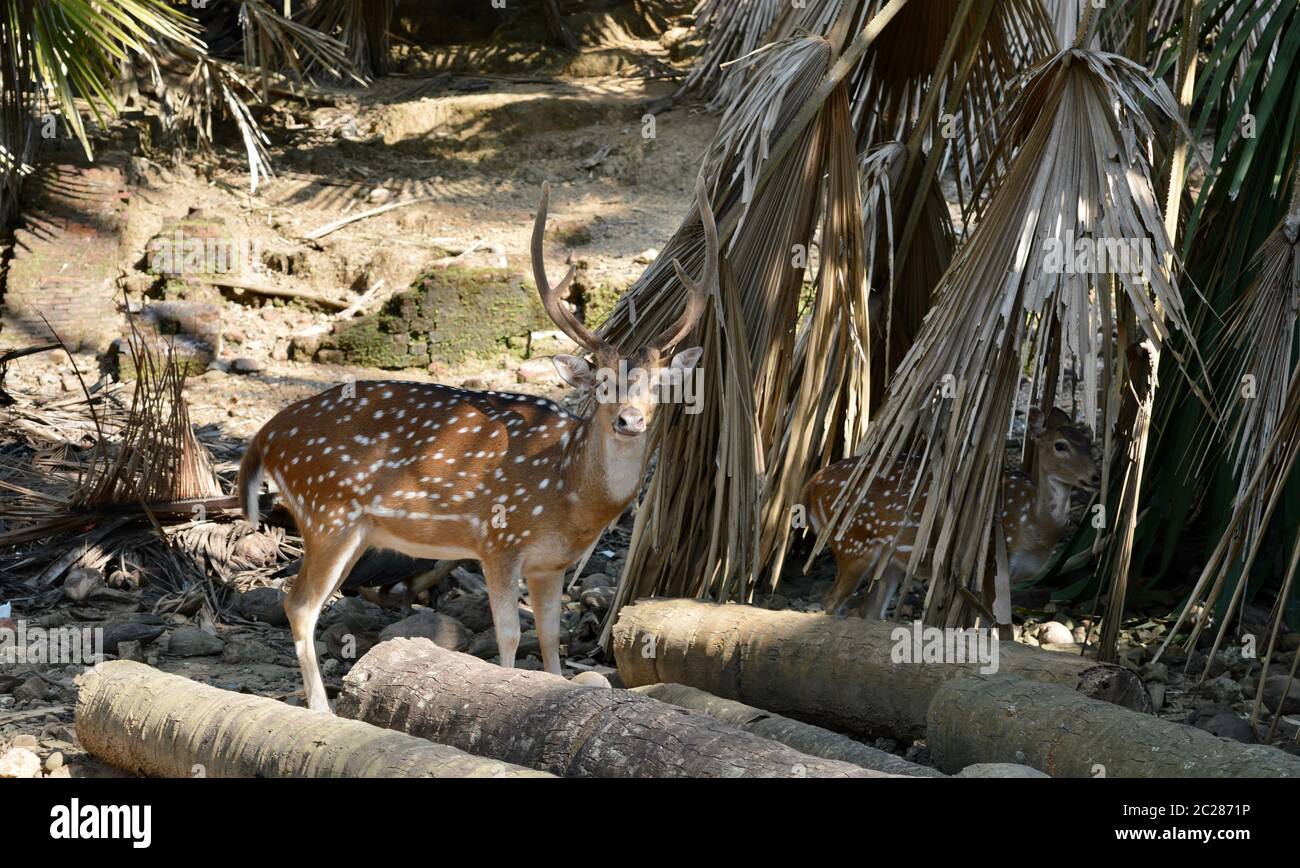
[809,43,1195,635]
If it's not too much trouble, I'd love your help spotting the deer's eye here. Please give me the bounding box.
[1054,441,1068,453]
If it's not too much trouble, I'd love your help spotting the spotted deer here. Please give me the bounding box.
[237,178,716,711]
[805,407,1099,618]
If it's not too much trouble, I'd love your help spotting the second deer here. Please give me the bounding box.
[237,178,717,711]
[804,407,1099,618]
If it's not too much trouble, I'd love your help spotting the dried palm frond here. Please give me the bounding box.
[858,141,956,413]
[598,37,839,619]
[76,320,223,509]
[712,0,1054,224]
[238,0,369,97]
[1158,181,1300,724]
[298,0,394,78]
[810,39,1196,638]
[677,0,784,109]
[161,54,275,191]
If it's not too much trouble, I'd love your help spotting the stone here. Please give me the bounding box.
[468,629,498,659]
[237,586,287,625]
[10,734,38,750]
[378,610,470,652]
[1195,674,1242,706]
[322,622,377,661]
[1191,708,1255,744]
[63,568,103,603]
[1037,621,1074,645]
[44,752,64,773]
[117,640,145,662]
[325,596,388,634]
[13,675,51,703]
[1262,675,1300,714]
[101,620,166,655]
[233,533,280,566]
[1140,660,1168,683]
[230,357,265,374]
[437,593,494,633]
[516,357,561,384]
[221,636,279,665]
[0,748,42,779]
[956,763,1050,778]
[571,671,611,688]
[166,626,225,657]
[578,572,613,589]
[579,586,615,612]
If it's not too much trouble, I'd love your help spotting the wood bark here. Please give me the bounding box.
[75,660,548,778]
[612,599,1148,740]
[631,683,944,776]
[928,675,1300,778]
[337,638,896,778]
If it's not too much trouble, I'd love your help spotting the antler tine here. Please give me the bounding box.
[655,175,717,352]
[532,181,611,355]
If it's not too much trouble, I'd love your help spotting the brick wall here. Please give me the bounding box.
[2,142,130,351]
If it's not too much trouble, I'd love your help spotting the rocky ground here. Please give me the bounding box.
[2,19,1298,779]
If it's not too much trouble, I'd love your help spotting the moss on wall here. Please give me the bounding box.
[330,266,554,368]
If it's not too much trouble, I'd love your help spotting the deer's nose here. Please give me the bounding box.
[614,407,646,435]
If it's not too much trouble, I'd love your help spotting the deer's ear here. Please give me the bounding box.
[1047,407,1072,430]
[670,346,704,371]
[552,354,594,387]
[1027,407,1046,437]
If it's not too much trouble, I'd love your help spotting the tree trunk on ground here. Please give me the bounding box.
[928,676,1300,778]
[337,638,896,778]
[75,660,548,778]
[631,683,944,777]
[612,599,1148,740]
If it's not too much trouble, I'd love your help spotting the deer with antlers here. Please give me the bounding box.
[805,407,1099,619]
[237,179,716,711]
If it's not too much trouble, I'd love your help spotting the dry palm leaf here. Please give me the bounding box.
[809,41,1195,633]
[680,0,1053,224]
[678,0,785,109]
[596,34,868,640]
[77,320,223,509]
[859,142,956,413]
[1158,180,1300,726]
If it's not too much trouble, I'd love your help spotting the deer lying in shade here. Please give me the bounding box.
[238,178,718,711]
[804,407,1100,619]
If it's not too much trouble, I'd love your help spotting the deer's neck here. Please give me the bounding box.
[1028,469,1073,537]
[559,414,647,520]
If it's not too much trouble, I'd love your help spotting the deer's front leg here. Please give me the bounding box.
[484,558,522,668]
[526,571,565,675]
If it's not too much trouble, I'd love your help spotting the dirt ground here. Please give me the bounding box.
[1,25,1296,778]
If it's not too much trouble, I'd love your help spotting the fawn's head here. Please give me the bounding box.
[532,178,715,439]
[1027,406,1100,490]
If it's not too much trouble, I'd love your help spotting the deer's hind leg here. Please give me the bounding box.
[824,550,874,616]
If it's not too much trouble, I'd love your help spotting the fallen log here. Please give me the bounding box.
[75,660,548,778]
[928,675,1300,778]
[612,599,1148,740]
[631,683,944,776]
[338,638,897,778]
